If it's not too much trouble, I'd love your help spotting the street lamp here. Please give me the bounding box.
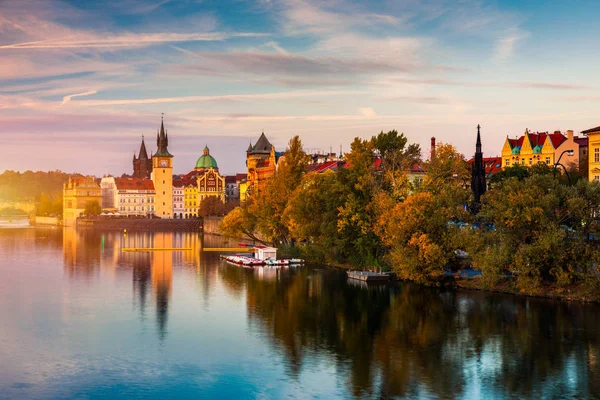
[553,149,574,184]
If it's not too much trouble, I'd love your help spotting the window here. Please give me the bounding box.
[546,157,551,165]
[505,159,509,166]
[595,176,600,182]
[529,158,532,165]
[595,148,599,163]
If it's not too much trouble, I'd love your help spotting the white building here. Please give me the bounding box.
[100,176,155,216]
[172,181,184,219]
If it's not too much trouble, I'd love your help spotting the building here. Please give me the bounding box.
[133,136,153,179]
[100,175,116,210]
[172,181,184,219]
[407,163,427,189]
[246,132,281,196]
[224,173,246,202]
[471,125,486,206]
[501,129,584,170]
[467,157,502,180]
[100,176,155,216]
[582,125,600,181]
[151,117,174,219]
[194,146,225,204]
[63,176,102,226]
[183,178,199,218]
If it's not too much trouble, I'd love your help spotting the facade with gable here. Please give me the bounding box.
[501,129,586,171]
[63,176,102,226]
[175,146,226,218]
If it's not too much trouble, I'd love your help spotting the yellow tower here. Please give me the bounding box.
[152,116,174,218]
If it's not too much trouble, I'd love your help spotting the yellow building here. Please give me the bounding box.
[583,125,600,181]
[62,176,102,226]
[501,129,582,170]
[194,146,225,204]
[246,132,279,196]
[183,183,198,218]
[151,118,174,219]
[239,180,249,202]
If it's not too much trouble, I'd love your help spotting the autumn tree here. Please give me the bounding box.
[283,171,349,262]
[83,200,102,217]
[371,130,421,195]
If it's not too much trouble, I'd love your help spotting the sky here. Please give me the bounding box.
[1,0,600,176]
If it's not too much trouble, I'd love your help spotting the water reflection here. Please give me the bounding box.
[218,263,600,399]
[1,228,599,398]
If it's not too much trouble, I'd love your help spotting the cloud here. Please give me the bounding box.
[358,107,376,118]
[377,95,452,105]
[67,90,364,106]
[61,90,98,105]
[493,29,529,62]
[0,32,269,50]
[386,77,593,91]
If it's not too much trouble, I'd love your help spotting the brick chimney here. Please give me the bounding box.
[430,137,436,160]
[567,130,574,141]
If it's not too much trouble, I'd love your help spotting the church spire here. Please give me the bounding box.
[471,124,486,210]
[154,114,172,157]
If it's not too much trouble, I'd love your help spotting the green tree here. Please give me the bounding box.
[83,200,102,217]
[337,137,385,267]
[283,171,349,262]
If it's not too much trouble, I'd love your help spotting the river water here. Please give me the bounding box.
[1,227,599,399]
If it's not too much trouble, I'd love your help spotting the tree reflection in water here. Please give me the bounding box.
[219,264,600,399]
[56,229,600,398]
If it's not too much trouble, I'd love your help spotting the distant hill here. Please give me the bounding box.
[0,170,81,202]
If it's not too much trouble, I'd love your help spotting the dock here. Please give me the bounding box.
[203,247,253,252]
[347,271,390,282]
[122,248,192,252]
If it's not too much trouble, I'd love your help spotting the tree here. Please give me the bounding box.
[283,171,349,262]
[371,130,421,191]
[337,137,385,267]
[198,197,234,217]
[219,204,266,244]
[83,200,102,217]
[249,135,310,245]
[424,143,469,185]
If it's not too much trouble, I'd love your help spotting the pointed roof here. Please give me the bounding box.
[138,135,149,160]
[154,115,173,157]
[250,132,273,154]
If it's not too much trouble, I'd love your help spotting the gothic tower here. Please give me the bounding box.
[151,116,174,218]
[133,135,153,179]
[471,124,486,208]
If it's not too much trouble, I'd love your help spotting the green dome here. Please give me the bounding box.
[195,146,218,169]
[533,145,542,154]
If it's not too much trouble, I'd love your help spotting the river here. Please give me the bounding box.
[0,228,599,399]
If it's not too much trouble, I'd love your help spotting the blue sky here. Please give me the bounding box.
[1,0,599,175]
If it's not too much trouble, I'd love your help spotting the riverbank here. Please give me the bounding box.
[77,217,202,231]
[456,276,600,303]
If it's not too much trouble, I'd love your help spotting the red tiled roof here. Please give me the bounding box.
[467,157,502,176]
[235,173,247,181]
[225,175,236,183]
[410,163,426,173]
[574,137,588,147]
[582,126,600,134]
[114,178,154,190]
[548,132,567,148]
